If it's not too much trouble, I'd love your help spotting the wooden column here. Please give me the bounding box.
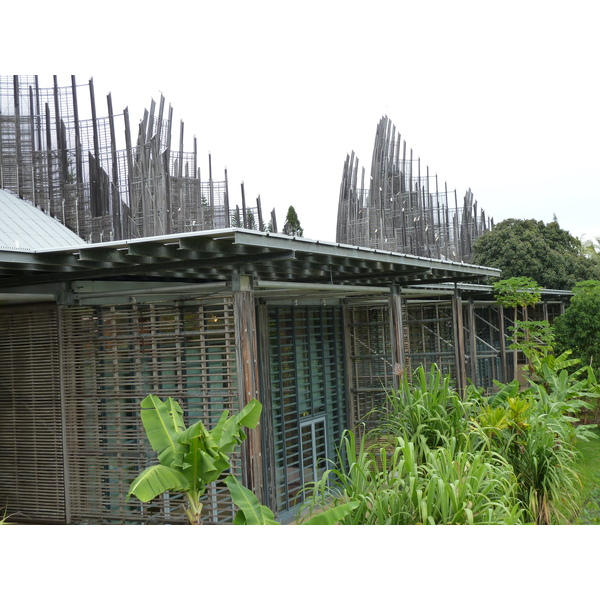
[256,302,276,510]
[452,286,467,393]
[341,301,356,432]
[107,93,122,240]
[13,76,23,197]
[389,285,405,388]
[467,298,478,387]
[498,304,508,384]
[233,274,264,502]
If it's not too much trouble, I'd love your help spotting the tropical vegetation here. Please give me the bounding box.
[126,395,269,524]
[472,218,600,289]
[554,280,600,376]
[127,395,357,525]
[298,357,600,525]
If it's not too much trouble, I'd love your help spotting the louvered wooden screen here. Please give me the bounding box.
[59,298,240,524]
[404,302,457,377]
[345,304,394,431]
[0,305,65,523]
[267,306,347,516]
[466,304,503,392]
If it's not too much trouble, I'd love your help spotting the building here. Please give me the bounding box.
[0,190,569,524]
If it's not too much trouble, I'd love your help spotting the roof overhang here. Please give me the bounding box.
[0,229,501,294]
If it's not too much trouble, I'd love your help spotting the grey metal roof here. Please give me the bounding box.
[0,189,84,250]
[0,228,501,291]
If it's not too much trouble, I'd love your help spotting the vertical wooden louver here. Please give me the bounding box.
[0,305,65,523]
[345,305,394,432]
[267,306,347,516]
[59,298,240,524]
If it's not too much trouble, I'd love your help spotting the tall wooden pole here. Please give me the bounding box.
[233,274,264,502]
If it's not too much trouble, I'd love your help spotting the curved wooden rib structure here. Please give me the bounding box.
[0,75,270,244]
[337,116,492,262]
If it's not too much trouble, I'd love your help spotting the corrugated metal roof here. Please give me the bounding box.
[0,189,84,250]
[0,227,502,290]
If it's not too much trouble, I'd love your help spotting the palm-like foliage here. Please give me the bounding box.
[127,395,265,524]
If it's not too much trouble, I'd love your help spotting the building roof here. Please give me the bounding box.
[0,228,501,294]
[0,189,84,250]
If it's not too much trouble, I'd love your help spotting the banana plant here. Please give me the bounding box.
[127,394,264,524]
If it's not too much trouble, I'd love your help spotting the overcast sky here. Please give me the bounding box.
[7,0,599,245]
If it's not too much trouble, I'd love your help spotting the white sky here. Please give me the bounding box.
[6,0,600,245]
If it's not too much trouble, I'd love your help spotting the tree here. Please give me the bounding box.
[582,236,600,264]
[493,276,542,316]
[246,210,257,230]
[472,219,600,290]
[283,205,304,237]
[554,280,600,372]
[493,277,543,375]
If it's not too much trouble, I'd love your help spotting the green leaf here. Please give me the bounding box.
[164,397,185,431]
[302,501,360,525]
[237,398,263,429]
[127,464,190,502]
[140,395,185,467]
[224,475,279,525]
[215,400,262,455]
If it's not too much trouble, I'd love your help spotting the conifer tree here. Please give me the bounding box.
[283,205,303,237]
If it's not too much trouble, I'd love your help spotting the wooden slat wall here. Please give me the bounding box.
[59,298,240,524]
[404,302,457,378]
[267,306,347,515]
[0,305,65,523]
[345,305,394,432]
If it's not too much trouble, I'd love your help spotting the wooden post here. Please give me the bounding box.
[124,107,134,238]
[241,181,247,229]
[389,285,405,388]
[107,93,122,240]
[467,298,478,387]
[256,302,276,510]
[452,286,467,393]
[498,304,508,383]
[13,76,23,197]
[256,195,264,231]
[70,76,83,187]
[45,103,54,214]
[341,301,355,432]
[233,274,264,502]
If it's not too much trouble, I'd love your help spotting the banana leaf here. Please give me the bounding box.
[215,399,262,454]
[224,474,279,525]
[140,395,185,467]
[302,501,360,525]
[127,464,189,502]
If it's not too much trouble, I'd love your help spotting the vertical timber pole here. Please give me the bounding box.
[389,284,405,388]
[452,285,467,394]
[467,298,478,388]
[233,273,264,503]
[498,304,508,383]
[256,302,276,511]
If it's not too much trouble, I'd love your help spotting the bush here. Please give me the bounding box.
[554,280,600,374]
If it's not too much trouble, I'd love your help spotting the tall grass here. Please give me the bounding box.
[300,361,598,525]
[298,430,523,525]
[367,365,475,461]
